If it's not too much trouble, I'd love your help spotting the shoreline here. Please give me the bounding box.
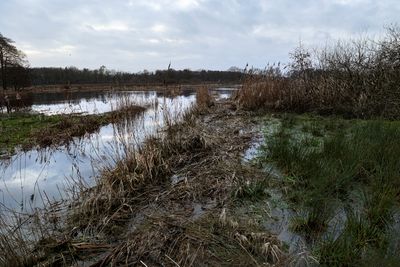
[0,82,240,95]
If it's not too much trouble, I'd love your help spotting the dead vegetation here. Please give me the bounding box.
[195,86,214,110]
[92,210,285,267]
[0,95,289,266]
[237,66,286,112]
[237,25,400,119]
[71,100,287,266]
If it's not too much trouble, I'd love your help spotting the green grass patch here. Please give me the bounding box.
[0,113,62,154]
[259,114,400,265]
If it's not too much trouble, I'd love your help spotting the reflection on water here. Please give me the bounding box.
[31,91,157,115]
[0,89,234,212]
[32,89,236,115]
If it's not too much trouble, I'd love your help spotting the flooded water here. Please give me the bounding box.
[0,88,234,212]
[29,90,199,115]
[241,120,310,257]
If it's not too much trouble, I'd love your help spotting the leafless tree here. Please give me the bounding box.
[0,33,28,90]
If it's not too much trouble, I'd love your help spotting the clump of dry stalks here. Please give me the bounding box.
[196,86,213,111]
[219,208,285,265]
[0,201,70,266]
[0,216,33,266]
[89,207,286,266]
[237,66,287,112]
[70,128,211,232]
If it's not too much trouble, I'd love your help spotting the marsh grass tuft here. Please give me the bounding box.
[232,176,269,202]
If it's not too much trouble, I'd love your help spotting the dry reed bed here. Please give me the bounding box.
[237,26,400,119]
[196,86,214,109]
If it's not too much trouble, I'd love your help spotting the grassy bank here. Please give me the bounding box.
[257,114,400,266]
[0,113,62,154]
[0,105,145,156]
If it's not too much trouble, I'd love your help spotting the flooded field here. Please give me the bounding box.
[0,88,234,212]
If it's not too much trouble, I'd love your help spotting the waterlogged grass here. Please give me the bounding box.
[232,177,269,202]
[0,106,145,155]
[0,113,62,154]
[259,114,400,266]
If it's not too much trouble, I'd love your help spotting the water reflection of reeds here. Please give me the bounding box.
[0,91,205,212]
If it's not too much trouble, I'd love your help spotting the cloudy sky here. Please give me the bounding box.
[0,0,398,72]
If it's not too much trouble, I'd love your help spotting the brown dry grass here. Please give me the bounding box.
[196,86,213,110]
[92,211,286,267]
[237,73,288,111]
[10,99,288,266]
[237,26,400,119]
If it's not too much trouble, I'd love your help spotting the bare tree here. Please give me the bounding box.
[0,33,27,90]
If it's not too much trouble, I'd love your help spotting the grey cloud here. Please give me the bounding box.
[0,0,398,71]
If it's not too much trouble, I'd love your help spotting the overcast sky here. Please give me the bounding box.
[0,0,398,72]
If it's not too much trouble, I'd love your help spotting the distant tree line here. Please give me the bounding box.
[28,66,244,87]
[1,63,244,90]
